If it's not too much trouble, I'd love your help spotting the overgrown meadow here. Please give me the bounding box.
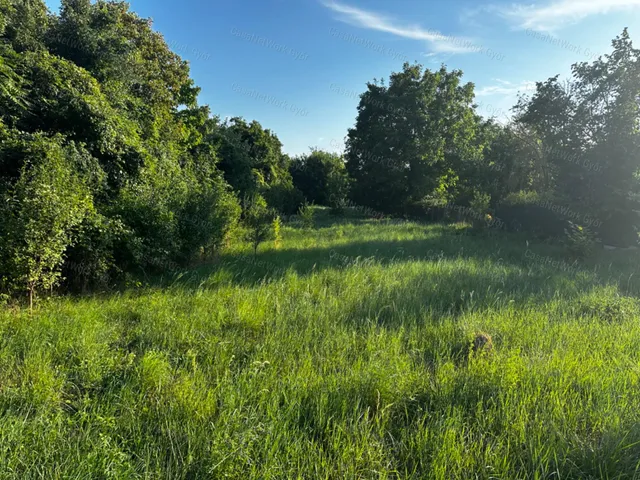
[2,210,640,479]
[2,4,640,476]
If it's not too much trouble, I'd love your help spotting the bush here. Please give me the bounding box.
[61,213,127,292]
[502,190,543,205]
[177,175,241,261]
[0,134,93,308]
[396,200,447,223]
[298,203,315,229]
[563,222,595,260]
[469,191,491,230]
[244,195,276,256]
[291,149,349,209]
[495,192,569,238]
[263,181,305,216]
[469,191,491,215]
[597,210,639,247]
[114,167,186,273]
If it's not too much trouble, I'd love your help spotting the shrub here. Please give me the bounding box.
[263,181,305,216]
[244,195,276,256]
[469,191,491,216]
[563,222,595,260]
[495,194,569,238]
[326,164,350,211]
[469,191,491,230]
[397,200,447,223]
[502,190,543,205]
[298,203,315,229]
[114,167,186,273]
[177,175,241,261]
[291,149,350,209]
[61,213,127,293]
[1,134,93,309]
[597,210,639,247]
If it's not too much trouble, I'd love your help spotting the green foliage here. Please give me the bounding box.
[466,122,551,205]
[261,179,305,216]
[244,195,275,256]
[326,164,349,213]
[14,49,143,188]
[272,215,282,249]
[502,190,544,206]
[1,134,93,307]
[216,118,302,214]
[0,0,48,52]
[515,29,640,225]
[0,45,27,117]
[564,222,595,260]
[290,148,349,208]
[61,213,127,292]
[298,203,315,229]
[469,191,490,216]
[346,63,481,211]
[177,175,241,260]
[468,191,491,231]
[0,0,244,297]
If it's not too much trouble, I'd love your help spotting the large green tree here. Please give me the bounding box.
[345,63,482,211]
[515,29,640,223]
[290,148,349,207]
[215,117,303,214]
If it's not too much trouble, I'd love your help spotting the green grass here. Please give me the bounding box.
[3,210,640,479]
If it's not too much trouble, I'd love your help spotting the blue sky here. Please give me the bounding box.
[45,0,640,155]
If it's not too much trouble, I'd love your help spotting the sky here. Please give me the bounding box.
[45,0,640,156]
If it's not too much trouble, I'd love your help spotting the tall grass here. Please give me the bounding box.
[2,211,640,478]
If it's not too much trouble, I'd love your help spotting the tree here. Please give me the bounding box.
[345,63,482,212]
[0,0,245,296]
[215,117,303,214]
[470,121,552,205]
[0,0,48,53]
[0,47,27,121]
[290,148,349,208]
[244,195,275,257]
[514,29,640,224]
[1,134,92,310]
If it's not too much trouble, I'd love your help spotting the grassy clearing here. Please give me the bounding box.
[2,211,640,479]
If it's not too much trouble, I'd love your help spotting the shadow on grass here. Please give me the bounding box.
[156,234,507,288]
[133,232,637,317]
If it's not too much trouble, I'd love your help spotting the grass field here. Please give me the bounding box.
[2,210,640,479]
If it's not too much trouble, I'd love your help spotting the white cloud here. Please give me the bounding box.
[475,79,537,96]
[323,1,483,54]
[497,0,640,32]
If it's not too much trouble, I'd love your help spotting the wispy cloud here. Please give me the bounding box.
[422,51,455,65]
[497,0,640,32]
[322,1,482,54]
[475,79,536,97]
